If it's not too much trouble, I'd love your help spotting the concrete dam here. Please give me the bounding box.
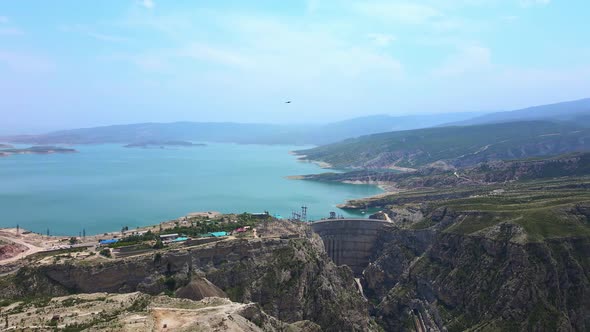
[310,219,392,275]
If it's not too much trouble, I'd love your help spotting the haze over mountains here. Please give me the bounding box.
[447,97,590,127]
[2,112,482,146]
[292,97,590,169]
[2,98,589,147]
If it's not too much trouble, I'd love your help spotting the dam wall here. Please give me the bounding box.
[310,219,391,275]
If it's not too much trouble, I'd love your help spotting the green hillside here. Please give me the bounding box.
[295,121,590,169]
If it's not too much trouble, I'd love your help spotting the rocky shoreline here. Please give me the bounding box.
[289,151,334,169]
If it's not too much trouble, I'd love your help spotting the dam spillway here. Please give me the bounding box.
[310,219,391,275]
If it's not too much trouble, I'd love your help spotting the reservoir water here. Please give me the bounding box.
[0,143,382,235]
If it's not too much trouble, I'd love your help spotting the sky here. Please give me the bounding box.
[0,0,589,134]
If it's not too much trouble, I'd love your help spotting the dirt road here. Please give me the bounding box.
[0,230,44,264]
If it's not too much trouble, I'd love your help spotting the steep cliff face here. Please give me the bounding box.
[363,227,434,301]
[2,234,374,331]
[363,222,590,331]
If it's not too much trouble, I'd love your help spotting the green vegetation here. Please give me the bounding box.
[99,249,111,258]
[108,231,157,248]
[165,213,268,238]
[104,213,268,250]
[295,120,590,168]
[404,176,590,241]
[61,297,105,307]
[152,239,164,249]
[26,247,87,261]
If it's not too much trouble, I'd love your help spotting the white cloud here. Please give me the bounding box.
[500,15,519,21]
[134,55,167,71]
[368,33,396,47]
[307,0,320,13]
[0,16,24,36]
[178,44,252,68]
[60,24,128,43]
[0,51,55,73]
[140,0,155,9]
[354,2,441,24]
[87,32,128,43]
[225,16,404,79]
[115,12,404,83]
[433,46,492,77]
[519,0,550,7]
[0,28,23,36]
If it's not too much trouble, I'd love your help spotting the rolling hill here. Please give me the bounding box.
[294,120,590,169]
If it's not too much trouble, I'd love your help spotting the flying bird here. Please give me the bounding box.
[285,101,292,104]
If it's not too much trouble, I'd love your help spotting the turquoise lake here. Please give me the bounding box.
[0,143,382,235]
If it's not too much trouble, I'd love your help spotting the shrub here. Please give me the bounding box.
[99,249,111,258]
[153,239,164,249]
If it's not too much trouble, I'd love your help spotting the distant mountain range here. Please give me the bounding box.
[446,97,590,127]
[0,112,481,146]
[2,97,589,149]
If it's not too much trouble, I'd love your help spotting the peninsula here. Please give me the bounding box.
[0,145,77,157]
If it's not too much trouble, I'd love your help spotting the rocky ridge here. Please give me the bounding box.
[0,221,375,331]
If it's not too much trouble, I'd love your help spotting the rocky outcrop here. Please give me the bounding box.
[0,292,321,331]
[1,235,374,331]
[363,227,435,301]
[297,152,590,192]
[364,226,590,331]
[174,277,227,300]
[0,242,27,261]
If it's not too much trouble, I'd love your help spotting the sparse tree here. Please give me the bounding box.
[153,239,164,249]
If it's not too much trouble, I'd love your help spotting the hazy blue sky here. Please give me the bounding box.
[1,0,589,133]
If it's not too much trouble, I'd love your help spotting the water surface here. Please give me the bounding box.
[0,143,382,235]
